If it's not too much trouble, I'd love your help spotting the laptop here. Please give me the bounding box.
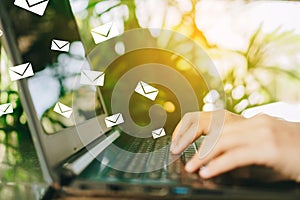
[0,0,299,199]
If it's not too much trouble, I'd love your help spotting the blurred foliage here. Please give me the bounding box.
[221,26,300,113]
[74,0,300,114]
[0,45,43,186]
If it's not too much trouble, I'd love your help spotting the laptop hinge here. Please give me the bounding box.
[61,130,120,181]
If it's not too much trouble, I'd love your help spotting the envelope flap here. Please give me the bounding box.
[91,22,113,37]
[9,63,31,76]
[140,81,157,94]
[57,103,71,113]
[106,114,121,123]
[26,0,48,7]
[82,70,104,82]
[52,40,69,49]
[153,128,163,136]
[0,104,12,112]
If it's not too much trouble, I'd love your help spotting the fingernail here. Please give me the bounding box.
[200,167,210,178]
[185,162,193,172]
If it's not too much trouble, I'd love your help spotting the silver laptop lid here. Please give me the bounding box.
[0,0,112,183]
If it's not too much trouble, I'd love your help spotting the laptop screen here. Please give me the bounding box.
[5,1,106,134]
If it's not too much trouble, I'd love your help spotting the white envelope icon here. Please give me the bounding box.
[105,113,124,128]
[9,62,34,81]
[51,39,70,52]
[53,102,73,118]
[135,81,159,101]
[80,70,105,86]
[14,0,50,16]
[91,22,120,44]
[152,128,166,139]
[0,103,14,116]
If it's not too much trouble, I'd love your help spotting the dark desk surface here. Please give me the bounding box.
[0,130,47,200]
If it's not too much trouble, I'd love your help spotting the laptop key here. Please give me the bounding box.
[122,172,142,180]
[106,168,122,179]
[147,170,163,179]
[182,142,198,164]
[166,157,182,182]
[125,140,154,172]
[100,138,143,178]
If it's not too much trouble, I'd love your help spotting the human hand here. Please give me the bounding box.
[170,110,300,182]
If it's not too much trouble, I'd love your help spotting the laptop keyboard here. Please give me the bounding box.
[82,135,203,184]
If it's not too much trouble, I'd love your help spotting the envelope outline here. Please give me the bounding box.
[25,0,48,7]
[80,70,105,86]
[14,0,49,16]
[92,22,112,37]
[105,113,124,128]
[51,39,70,52]
[152,128,166,139]
[53,102,73,118]
[91,22,120,44]
[135,81,159,101]
[139,81,157,95]
[0,103,14,116]
[9,63,34,81]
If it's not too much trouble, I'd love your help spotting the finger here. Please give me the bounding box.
[198,110,229,159]
[185,149,221,173]
[171,113,195,141]
[185,140,230,172]
[171,112,212,151]
[185,124,251,172]
[199,147,259,179]
[172,110,239,142]
[171,124,198,154]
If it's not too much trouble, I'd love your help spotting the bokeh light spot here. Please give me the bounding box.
[163,101,176,113]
